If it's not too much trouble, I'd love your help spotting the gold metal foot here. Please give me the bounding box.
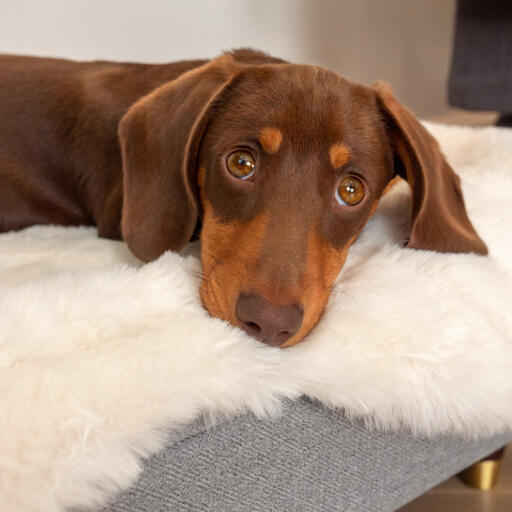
[459,447,506,490]
[459,459,501,490]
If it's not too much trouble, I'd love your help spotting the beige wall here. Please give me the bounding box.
[0,0,455,117]
[294,0,456,117]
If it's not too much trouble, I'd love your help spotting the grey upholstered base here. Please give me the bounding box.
[99,398,510,512]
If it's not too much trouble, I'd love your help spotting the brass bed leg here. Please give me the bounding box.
[459,446,506,490]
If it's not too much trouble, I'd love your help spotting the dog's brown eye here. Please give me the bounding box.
[335,176,365,206]
[227,151,255,180]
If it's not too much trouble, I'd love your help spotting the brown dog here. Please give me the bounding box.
[0,49,487,347]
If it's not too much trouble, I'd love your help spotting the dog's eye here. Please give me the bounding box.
[335,176,365,206]
[226,151,255,180]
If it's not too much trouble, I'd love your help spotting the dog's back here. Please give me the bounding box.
[0,54,207,236]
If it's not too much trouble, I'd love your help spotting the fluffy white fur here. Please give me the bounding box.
[1,123,511,512]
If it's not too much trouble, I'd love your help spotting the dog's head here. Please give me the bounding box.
[118,51,487,348]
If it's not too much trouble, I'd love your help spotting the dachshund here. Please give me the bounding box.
[0,49,487,347]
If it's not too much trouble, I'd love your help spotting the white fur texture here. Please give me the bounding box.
[1,123,511,512]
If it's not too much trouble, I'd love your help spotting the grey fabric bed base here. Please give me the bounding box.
[99,398,510,512]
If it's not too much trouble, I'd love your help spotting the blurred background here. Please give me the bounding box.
[0,0,495,122]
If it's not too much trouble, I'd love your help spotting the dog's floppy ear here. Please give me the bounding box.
[118,55,240,261]
[373,82,487,255]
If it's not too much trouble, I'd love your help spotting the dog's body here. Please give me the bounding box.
[0,49,487,347]
[0,53,215,237]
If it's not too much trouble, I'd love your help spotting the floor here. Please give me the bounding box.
[400,107,508,512]
[400,446,511,512]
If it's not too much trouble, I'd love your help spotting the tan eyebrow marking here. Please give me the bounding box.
[259,127,283,154]
[329,143,351,169]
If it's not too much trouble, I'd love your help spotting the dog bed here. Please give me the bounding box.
[1,123,511,512]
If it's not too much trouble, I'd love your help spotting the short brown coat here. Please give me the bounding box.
[0,49,487,345]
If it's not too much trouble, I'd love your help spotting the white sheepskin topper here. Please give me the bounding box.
[1,123,511,512]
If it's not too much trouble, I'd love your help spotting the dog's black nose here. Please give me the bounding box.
[235,293,303,347]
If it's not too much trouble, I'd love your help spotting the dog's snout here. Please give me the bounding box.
[235,293,303,347]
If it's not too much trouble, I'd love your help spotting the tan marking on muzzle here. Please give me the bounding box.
[197,168,269,323]
[329,143,351,169]
[259,127,283,154]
